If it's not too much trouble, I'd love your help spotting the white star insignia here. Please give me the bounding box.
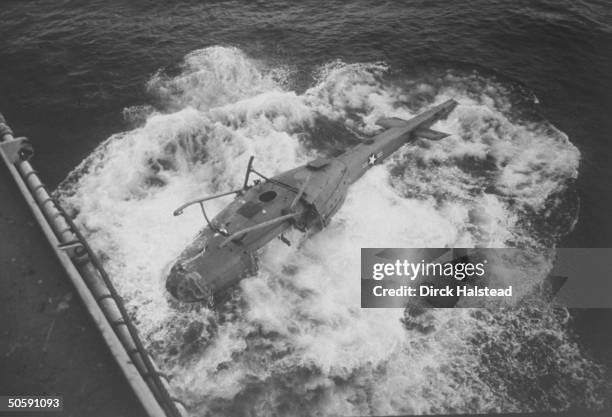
[367,153,377,166]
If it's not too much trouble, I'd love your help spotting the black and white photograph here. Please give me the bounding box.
[1,1,611,416]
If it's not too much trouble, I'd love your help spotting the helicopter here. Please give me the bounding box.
[167,99,458,303]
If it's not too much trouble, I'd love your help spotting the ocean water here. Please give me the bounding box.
[1,1,611,416]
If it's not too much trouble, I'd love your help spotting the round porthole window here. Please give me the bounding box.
[259,190,277,202]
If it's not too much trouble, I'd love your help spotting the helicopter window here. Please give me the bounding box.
[237,201,262,219]
[259,190,277,203]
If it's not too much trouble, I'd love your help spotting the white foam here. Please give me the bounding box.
[57,47,601,416]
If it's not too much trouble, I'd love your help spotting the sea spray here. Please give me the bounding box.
[57,46,603,416]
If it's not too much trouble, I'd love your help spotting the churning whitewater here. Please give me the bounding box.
[57,47,604,416]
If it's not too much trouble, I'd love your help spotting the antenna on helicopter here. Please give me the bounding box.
[173,155,308,240]
[172,156,260,233]
[219,172,314,248]
[243,156,255,189]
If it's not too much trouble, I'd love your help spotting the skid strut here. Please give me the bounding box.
[0,113,187,417]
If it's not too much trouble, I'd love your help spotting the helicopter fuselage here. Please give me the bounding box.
[166,99,458,303]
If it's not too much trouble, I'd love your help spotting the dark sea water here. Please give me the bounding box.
[1,1,612,416]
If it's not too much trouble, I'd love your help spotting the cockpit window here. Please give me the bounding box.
[259,190,277,202]
[237,201,262,218]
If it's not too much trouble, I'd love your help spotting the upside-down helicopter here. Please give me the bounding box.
[166,99,459,303]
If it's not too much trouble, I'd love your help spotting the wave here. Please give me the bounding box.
[57,46,604,416]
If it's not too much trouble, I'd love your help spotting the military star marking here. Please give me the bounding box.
[367,153,378,166]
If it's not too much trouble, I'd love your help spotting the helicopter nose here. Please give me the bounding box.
[166,263,210,303]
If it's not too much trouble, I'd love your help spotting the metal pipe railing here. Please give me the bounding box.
[0,113,187,417]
